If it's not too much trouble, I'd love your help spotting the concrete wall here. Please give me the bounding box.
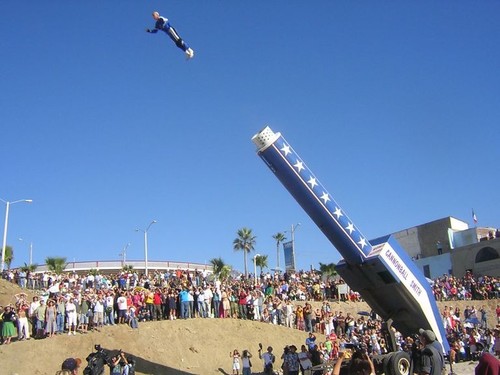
[393,227,421,258]
[391,217,500,278]
[393,217,469,259]
[450,237,500,278]
[414,253,453,279]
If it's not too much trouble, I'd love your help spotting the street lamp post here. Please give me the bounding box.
[1,198,33,273]
[119,243,130,266]
[136,220,157,277]
[290,223,301,271]
[253,253,261,285]
[18,237,33,265]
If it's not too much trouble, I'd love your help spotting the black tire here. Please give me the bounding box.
[382,352,394,375]
[388,351,411,375]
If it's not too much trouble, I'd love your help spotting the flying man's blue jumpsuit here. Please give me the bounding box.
[147,16,190,53]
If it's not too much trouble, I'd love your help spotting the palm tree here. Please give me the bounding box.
[45,256,67,275]
[255,254,268,275]
[233,227,256,278]
[88,268,100,276]
[319,262,338,280]
[122,264,134,273]
[272,232,287,270]
[219,265,232,282]
[19,262,38,273]
[4,245,14,270]
[19,262,38,289]
[209,257,225,280]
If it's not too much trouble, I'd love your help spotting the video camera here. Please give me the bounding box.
[83,345,109,375]
[344,342,368,354]
[84,344,136,375]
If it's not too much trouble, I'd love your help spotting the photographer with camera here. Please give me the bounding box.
[332,349,375,375]
[109,350,131,375]
[258,343,275,375]
[82,345,135,375]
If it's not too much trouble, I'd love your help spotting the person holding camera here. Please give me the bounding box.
[332,349,375,375]
[230,349,241,375]
[283,345,300,375]
[109,351,130,375]
[258,344,275,375]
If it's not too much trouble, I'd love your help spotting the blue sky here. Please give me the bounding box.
[1,1,499,272]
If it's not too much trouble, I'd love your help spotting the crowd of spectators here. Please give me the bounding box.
[0,267,499,371]
[432,271,499,301]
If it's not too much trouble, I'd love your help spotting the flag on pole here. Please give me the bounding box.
[472,209,478,224]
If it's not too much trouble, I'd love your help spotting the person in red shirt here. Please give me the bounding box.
[238,289,248,320]
[153,289,163,321]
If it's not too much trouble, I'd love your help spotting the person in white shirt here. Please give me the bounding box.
[105,292,116,326]
[253,291,261,321]
[117,293,128,324]
[204,286,213,317]
[48,281,61,298]
[93,296,105,330]
[188,289,195,318]
[42,272,51,288]
[29,296,40,337]
[284,300,294,328]
[86,273,95,289]
[65,298,77,335]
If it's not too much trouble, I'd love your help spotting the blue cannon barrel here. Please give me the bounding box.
[252,126,449,352]
[252,126,371,265]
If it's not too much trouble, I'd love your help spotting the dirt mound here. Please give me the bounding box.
[1,313,311,374]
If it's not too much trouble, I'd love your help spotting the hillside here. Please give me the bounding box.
[0,280,495,374]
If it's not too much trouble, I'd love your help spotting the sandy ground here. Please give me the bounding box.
[0,280,496,375]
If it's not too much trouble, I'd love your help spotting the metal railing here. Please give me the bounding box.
[24,260,213,274]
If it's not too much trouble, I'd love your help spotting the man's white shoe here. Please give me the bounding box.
[185,48,194,59]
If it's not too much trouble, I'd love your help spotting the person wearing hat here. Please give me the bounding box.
[61,357,82,374]
[420,329,446,374]
[417,328,444,375]
[284,345,300,375]
[16,300,30,340]
[258,345,275,375]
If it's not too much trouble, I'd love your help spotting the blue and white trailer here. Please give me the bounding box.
[252,126,449,375]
